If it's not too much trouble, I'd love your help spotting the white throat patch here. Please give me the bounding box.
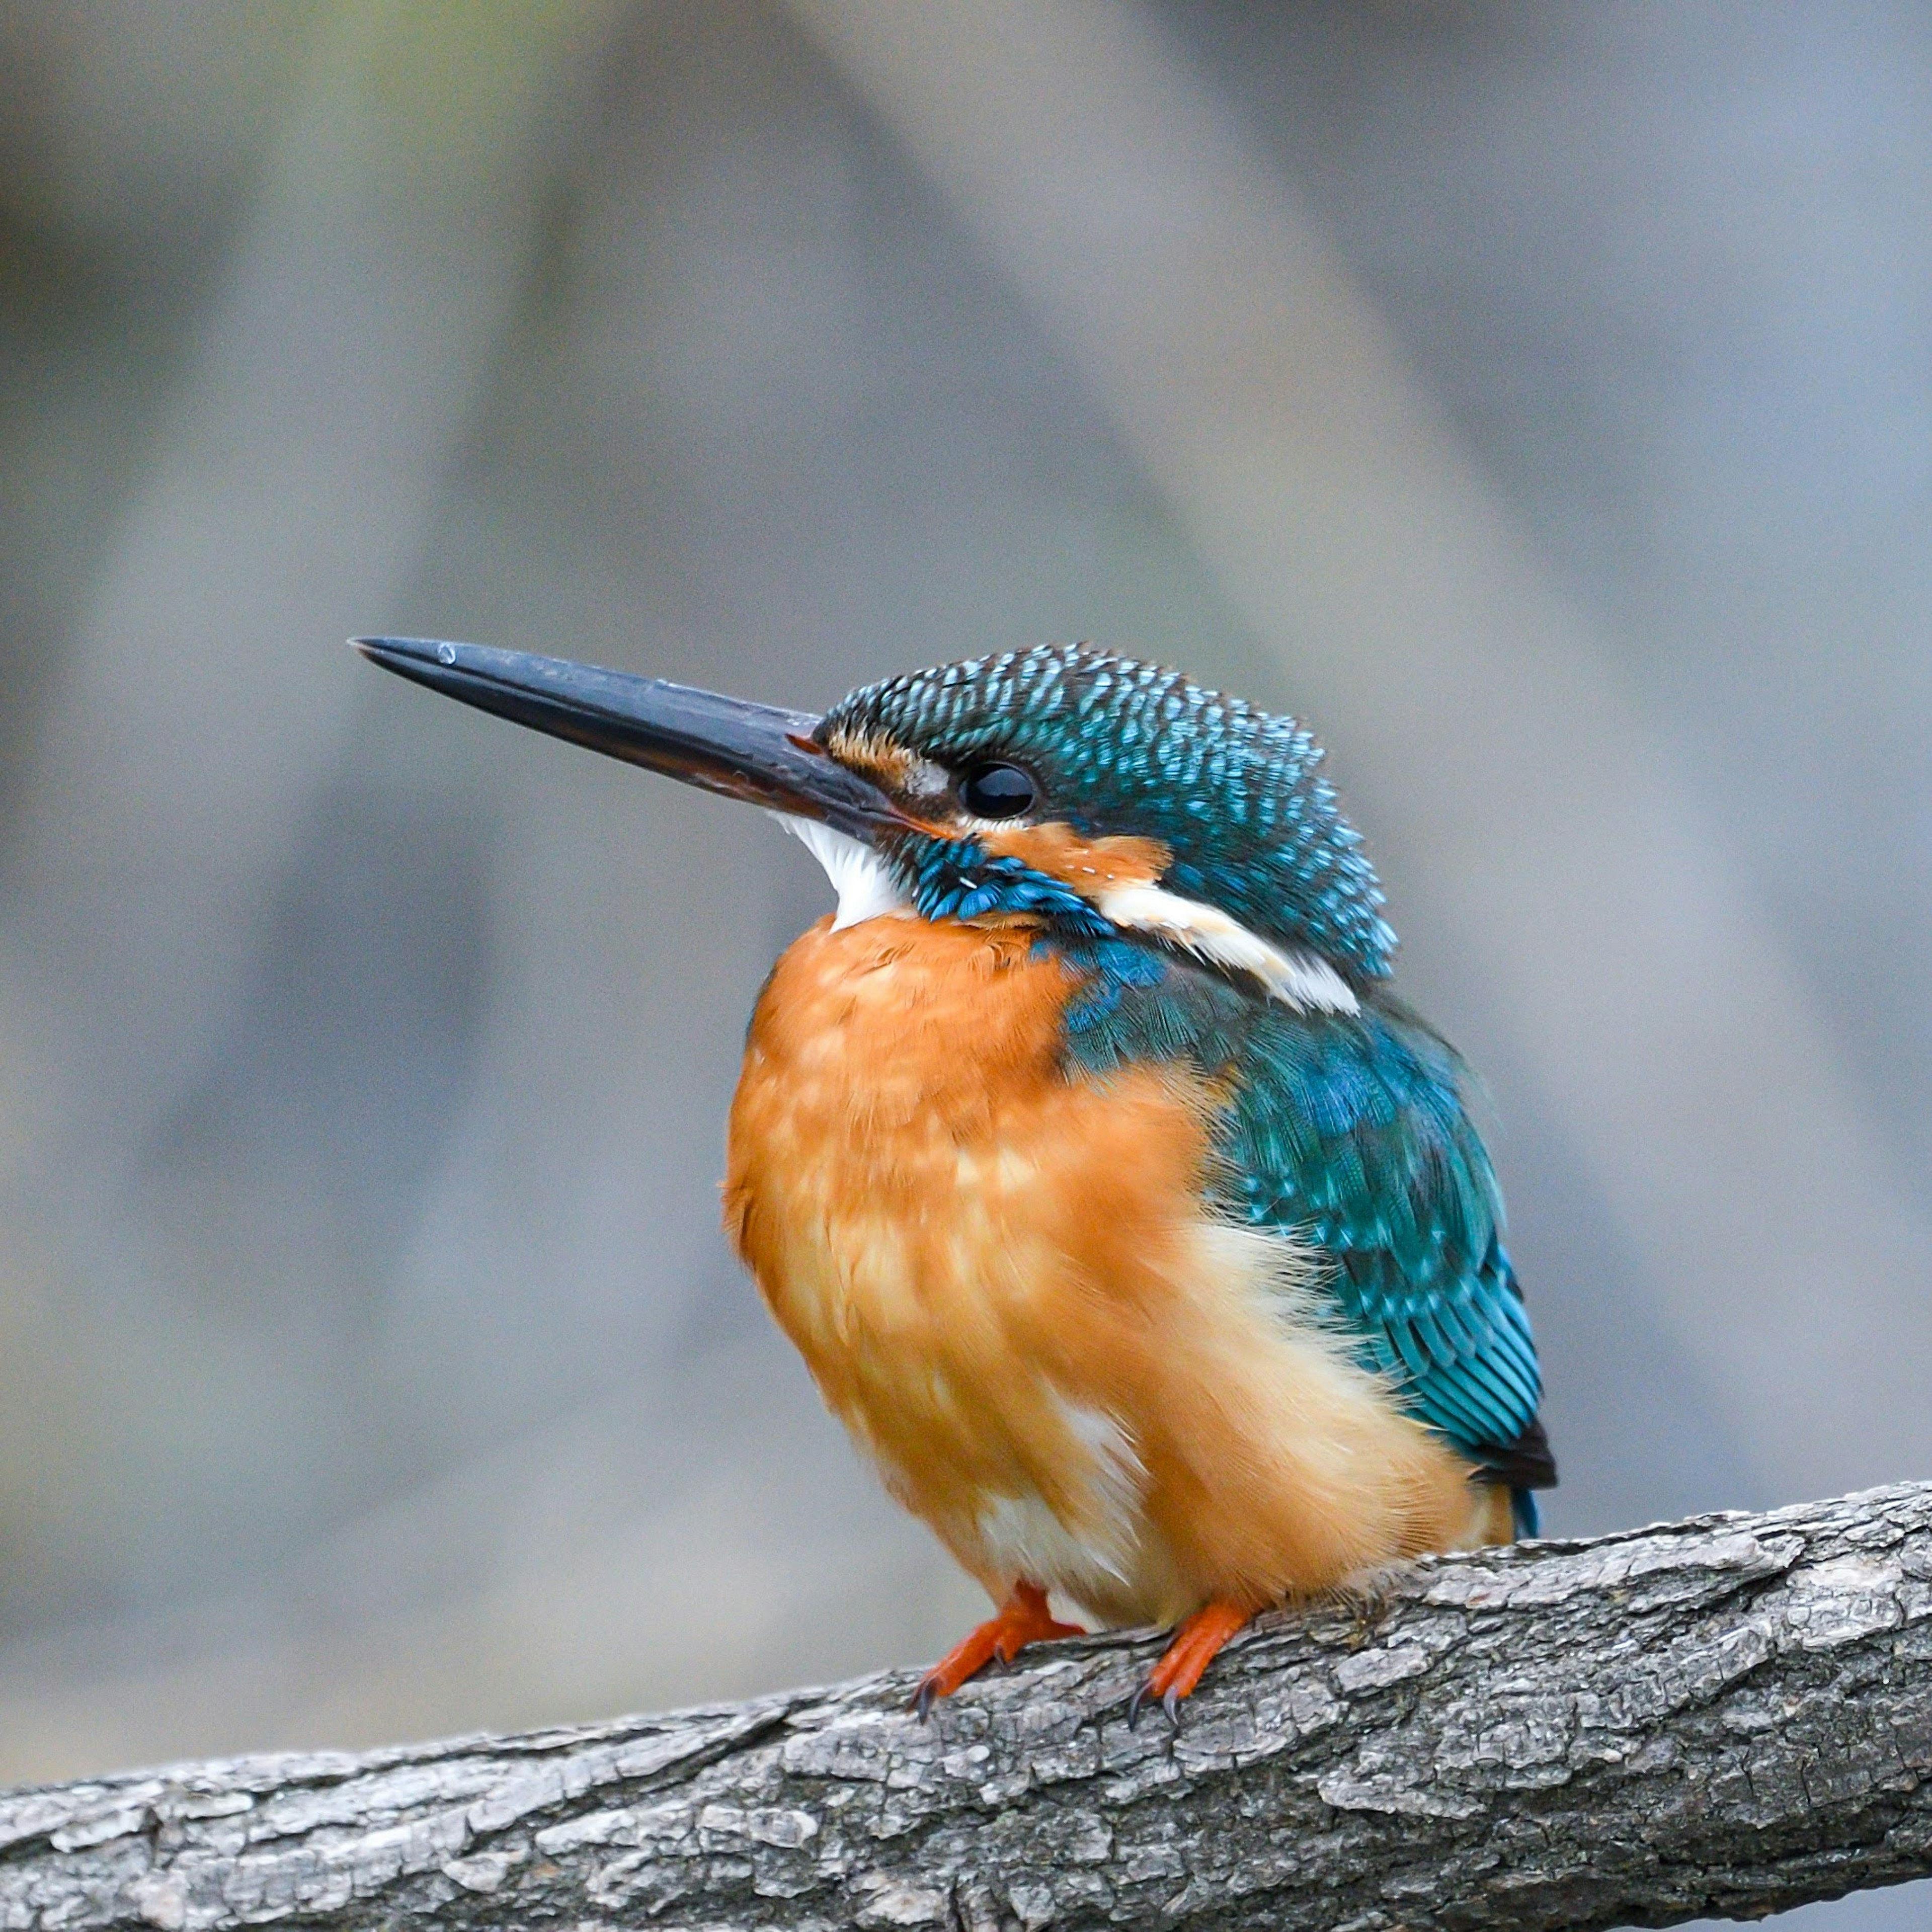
[1096,881,1359,1015]
[775,815,911,930]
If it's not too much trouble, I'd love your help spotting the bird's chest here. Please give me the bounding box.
[722,914,1210,1606]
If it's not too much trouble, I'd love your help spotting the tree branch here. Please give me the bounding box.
[7,1485,1932,1931]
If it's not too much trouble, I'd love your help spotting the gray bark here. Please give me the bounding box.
[7,1485,1932,1932]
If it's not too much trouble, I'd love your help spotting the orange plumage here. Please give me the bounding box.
[725,910,1508,1661]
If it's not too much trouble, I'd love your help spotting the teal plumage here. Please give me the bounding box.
[1227,998,1543,1473]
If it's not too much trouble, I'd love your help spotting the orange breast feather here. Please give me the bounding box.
[725,913,1495,1627]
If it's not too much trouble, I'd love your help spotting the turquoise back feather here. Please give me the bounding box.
[1065,956,1551,1493]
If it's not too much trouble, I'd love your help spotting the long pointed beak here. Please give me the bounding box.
[354,636,901,838]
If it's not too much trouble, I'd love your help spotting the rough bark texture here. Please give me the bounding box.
[7,1486,1932,1932]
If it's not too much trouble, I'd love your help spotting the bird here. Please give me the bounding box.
[357,634,1556,1721]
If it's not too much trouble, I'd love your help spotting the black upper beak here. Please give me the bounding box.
[354,637,900,839]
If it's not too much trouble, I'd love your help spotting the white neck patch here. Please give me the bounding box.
[775,815,911,930]
[1096,881,1359,1015]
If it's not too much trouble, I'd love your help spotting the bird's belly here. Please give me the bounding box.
[725,914,1491,1625]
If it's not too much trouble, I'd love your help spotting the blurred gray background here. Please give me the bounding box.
[0,4,1928,1924]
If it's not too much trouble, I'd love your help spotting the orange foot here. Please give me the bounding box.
[1127,1601,1251,1729]
[914,1581,1084,1719]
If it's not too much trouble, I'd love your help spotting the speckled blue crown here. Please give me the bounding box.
[824,643,1397,978]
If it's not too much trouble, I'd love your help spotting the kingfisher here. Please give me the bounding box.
[358,635,1555,1720]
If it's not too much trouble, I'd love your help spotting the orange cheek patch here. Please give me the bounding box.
[981,821,1170,897]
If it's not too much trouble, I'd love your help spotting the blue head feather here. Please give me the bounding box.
[821,643,1396,978]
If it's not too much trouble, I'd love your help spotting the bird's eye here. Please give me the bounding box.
[958,762,1037,820]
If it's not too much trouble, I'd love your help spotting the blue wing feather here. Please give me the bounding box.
[1063,952,1553,1486]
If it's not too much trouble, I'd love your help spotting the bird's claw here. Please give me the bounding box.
[913,1581,1083,1721]
[1124,1601,1250,1730]
[1124,1675,1184,1731]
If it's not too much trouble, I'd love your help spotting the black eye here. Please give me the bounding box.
[959,762,1037,820]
